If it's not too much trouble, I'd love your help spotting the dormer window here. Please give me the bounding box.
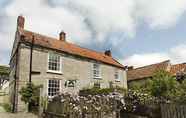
[48,53,62,73]
[93,63,101,79]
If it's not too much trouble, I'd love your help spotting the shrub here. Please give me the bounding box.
[148,70,177,98]
[170,80,186,104]
[3,103,11,112]
[79,87,126,96]
[19,83,41,112]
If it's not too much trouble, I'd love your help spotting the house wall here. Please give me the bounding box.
[128,78,151,89]
[15,43,127,111]
[9,43,20,112]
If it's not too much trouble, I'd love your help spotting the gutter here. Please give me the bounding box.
[20,40,124,69]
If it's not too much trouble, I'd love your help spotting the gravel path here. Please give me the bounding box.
[0,106,5,113]
[0,112,38,118]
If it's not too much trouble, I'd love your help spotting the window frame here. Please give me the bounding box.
[115,69,121,82]
[92,63,102,79]
[47,79,61,97]
[47,52,62,74]
[93,82,101,88]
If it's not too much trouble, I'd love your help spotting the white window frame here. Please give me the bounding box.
[93,63,102,79]
[47,79,61,97]
[47,53,62,74]
[115,69,120,82]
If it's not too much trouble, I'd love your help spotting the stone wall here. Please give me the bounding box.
[13,43,127,111]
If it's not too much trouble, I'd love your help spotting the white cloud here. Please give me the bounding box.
[5,0,92,44]
[0,0,186,65]
[136,0,186,28]
[123,53,169,67]
[63,0,136,41]
[123,44,186,68]
[169,44,186,63]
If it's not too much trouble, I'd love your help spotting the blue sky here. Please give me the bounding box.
[0,0,186,67]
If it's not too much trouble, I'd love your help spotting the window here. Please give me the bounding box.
[109,81,114,88]
[93,63,101,78]
[115,70,120,81]
[64,80,77,87]
[94,82,100,88]
[48,53,61,72]
[48,79,60,97]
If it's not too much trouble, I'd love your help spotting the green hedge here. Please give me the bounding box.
[2,103,11,112]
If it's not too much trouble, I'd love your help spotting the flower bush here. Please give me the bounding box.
[46,92,126,117]
[79,86,126,96]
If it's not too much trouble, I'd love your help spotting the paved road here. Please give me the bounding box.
[0,112,38,118]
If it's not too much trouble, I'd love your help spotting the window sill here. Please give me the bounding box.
[115,80,121,82]
[47,70,63,75]
[93,77,102,79]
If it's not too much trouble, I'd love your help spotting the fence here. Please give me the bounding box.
[161,104,186,118]
[120,104,186,118]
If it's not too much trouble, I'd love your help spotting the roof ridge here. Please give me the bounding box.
[172,63,186,66]
[18,28,124,68]
[131,60,170,70]
[21,29,110,57]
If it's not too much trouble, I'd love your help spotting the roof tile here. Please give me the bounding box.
[170,63,186,75]
[127,60,170,81]
[18,28,124,68]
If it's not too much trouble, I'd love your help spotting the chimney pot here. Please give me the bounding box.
[59,31,66,41]
[17,16,25,29]
[104,50,112,57]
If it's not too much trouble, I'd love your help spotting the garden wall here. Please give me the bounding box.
[43,93,122,118]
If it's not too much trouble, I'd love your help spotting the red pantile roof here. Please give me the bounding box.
[170,63,186,75]
[18,28,124,68]
[127,60,170,81]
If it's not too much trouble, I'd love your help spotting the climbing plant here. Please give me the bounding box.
[19,83,41,112]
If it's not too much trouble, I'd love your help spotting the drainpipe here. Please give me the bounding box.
[28,35,34,111]
[29,35,34,83]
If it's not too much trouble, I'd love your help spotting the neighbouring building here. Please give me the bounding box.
[0,65,9,89]
[9,16,127,112]
[0,65,9,104]
[127,60,186,88]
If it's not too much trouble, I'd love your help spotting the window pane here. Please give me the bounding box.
[93,63,100,78]
[115,70,119,80]
[48,79,60,96]
[94,83,100,88]
[48,53,61,71]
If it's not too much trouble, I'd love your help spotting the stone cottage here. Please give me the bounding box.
[127,60,186,88]
[9,16,127,112]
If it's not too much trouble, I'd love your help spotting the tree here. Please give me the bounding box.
[171,80,186,104]
[19,83,41,112]
[148,69,177,99]
[0,65,9,89]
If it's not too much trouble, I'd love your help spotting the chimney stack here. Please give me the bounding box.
[17,16,25,29]
[127,66,134,70]
[59,31,66,41]
[104,50,112,57]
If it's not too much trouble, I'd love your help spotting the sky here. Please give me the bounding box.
[0,0,186,68]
